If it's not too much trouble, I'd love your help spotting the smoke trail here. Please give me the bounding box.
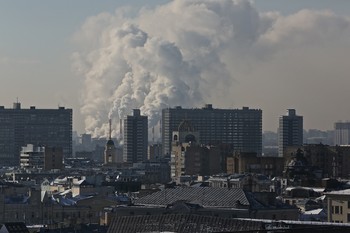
[72,0,350,137]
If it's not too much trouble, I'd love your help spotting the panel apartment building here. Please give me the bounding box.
[123,109,148,163]
[278,109,303,157]
[0,102,72,166]
[162,104,262,157]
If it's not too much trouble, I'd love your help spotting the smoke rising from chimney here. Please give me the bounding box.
[72,0,350,137]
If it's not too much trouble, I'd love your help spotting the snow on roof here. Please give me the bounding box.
[285,187,325,192]
[59,189,72,196]
[304,208,325,215]
[327,189,350,195]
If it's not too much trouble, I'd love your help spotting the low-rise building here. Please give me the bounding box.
[227,152,284,177]
[326,189,350,223]
[20,144,63,171]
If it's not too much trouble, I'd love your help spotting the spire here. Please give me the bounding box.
[109,118,112,140]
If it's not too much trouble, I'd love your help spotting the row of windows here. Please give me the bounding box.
[332,205,343,215]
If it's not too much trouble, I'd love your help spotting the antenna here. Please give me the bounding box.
[109,118,112,140]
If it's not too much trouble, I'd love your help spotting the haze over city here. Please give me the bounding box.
[1,0,350,137]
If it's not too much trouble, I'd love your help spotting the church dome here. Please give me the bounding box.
[178,120,195,132]
[106,139,115,146]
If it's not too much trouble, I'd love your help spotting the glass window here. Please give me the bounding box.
[335,206,340,214]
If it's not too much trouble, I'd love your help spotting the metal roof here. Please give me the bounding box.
[134,187,249,208]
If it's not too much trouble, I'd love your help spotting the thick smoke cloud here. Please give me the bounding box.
[72,0,350,137]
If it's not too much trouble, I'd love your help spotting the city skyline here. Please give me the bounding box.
[1,0,350,135]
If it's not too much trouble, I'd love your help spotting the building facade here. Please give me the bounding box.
[44,146,63,170]
[19,144,63,170]
[123,109,148,163]
[170,120,226,178]
[0,103,72,166]
[148,144,162,160]
[284,144,350,180]
[227,152,284,177]
[334,122,350,146]
[278,109,303,157]
[326,189,350,223]
[162,104,262,157]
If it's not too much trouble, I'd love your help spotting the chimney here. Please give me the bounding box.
[120,119,123,139]
[109,118,112,140]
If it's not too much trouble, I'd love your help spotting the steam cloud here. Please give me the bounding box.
[72,0,350,138]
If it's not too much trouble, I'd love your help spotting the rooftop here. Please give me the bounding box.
[134,187,249,208]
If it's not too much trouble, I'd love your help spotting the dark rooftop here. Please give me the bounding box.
[134,187,249,208]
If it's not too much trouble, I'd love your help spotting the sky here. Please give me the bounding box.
[1,0,350,136]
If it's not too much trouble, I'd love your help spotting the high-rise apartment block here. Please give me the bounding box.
[123,109,148,163]
[278,109,303,157]
[162,104,262,157]
[334,122,350,146]
[0,102,72,166]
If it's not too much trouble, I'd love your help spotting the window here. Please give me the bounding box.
[335,206,340,214]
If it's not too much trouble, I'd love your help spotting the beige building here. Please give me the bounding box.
[227,152,284,177]
[326,189,350,223]
[170,120,227,178]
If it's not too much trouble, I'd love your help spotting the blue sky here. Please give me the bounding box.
[1,0,350,134]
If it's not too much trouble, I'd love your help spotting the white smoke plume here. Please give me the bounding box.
[72,0,350,137]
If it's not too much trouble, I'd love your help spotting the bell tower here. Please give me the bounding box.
[104,119,116,164]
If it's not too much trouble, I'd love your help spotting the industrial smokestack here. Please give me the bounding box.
[159,119,162,139]
[109,118,112,140]
[74,0,350,139]
[120,119,123,139]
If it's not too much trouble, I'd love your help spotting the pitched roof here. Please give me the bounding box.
[1,222,29,233]
[134,187,249,208]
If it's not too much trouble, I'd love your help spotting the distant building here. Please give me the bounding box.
[148,144,162,160]
[284,144,350,180]
[80,133,93,151]
[123,109,148,163]
[171,120,224,178]
[227,152,284,177]
[20,144,63,170]
[208,174,272,192]
[162,104,262,157]
[334,122,350,146]
[0,102,72,166]
[278,109,303,157]
[44,146,63,170]
[104,120,117,164]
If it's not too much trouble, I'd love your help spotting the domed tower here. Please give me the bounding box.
[104,119,116,164]
[172,119,199,145]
